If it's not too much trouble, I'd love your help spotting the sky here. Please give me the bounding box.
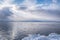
[0,0,60,21]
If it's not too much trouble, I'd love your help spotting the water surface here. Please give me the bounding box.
[0,22,60,40]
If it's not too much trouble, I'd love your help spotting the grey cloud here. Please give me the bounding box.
[12,0,24,5]
[18,5,27,10]
[0,7,13,21]
[27,9,60,21]
[0,7,13,40]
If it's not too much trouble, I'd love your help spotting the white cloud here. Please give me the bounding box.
[0,0,60,21]
[41,4,59,10]
[22,33,60,40]
[36,0,60,10]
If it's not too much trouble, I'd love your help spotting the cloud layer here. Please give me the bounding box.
[22,33,60,40]
[0,0,60,21]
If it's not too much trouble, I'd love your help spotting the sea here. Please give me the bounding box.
[0,22,60,40]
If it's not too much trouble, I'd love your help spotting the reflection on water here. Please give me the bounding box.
[0,22,60,40]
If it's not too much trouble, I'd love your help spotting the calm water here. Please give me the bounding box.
[0,22,60,40]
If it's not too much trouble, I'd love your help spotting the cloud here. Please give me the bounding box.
[0,0,60,21]
[0,0,60,40]
[11,22,60,40]
[0,7,13,21]
[12,0,24,5]
[36,0,60,10]
[22,33,60,40]
[10,0,60,21]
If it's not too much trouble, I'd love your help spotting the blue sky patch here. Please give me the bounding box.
[36,0,52,4]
